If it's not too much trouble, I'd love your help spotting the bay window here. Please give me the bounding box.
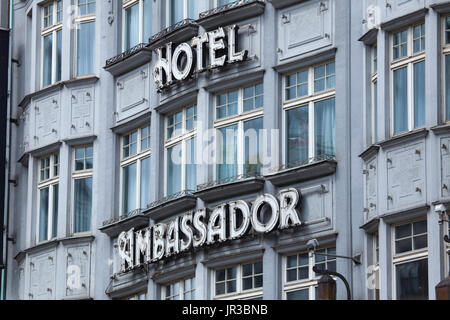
[213,261,263,300]
[215,83,264,181]
[37,153,59,243]
[162,277,195,300]
[168,0,198,26]
[283,247,336,300]
[41,0,62,87]
[123,0,152,51]
[283,61,336,166]
[391,23,425,136]
[76,0,96,77]
[444,16,450,122]
[72,145,93,234]
[393,220,428,300]
[120,125,151,215]
[165,105,197,196]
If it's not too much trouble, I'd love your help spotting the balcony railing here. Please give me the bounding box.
[102,208,143,227]
[145,190,195,211]
[105,43,148,68]
[196,172,262,192]
[199,0,265,19]
[148,19,198,47]
[268,154,337,174]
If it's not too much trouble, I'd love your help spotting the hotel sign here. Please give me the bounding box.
[152,25,248,90]
[118,189,302,272]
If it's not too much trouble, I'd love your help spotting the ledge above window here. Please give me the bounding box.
[265,155,337,187]
[148,19,199,51]
[197,0,266,31]
[104,43,152,77]
[195,174,265,203]
[143,191,197,222]
[100,209,149,238]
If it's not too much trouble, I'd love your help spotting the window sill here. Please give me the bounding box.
[104,43,152,77]
[148,19,199,51]
[100,210,149,238]
[195,175,265,203]
[265,155,337,187]
[380,204,430,225]
[198,0,266,31]
[359,144,380,161]
[431,123,450,136]
[143,191,197,222]
[380,8,428,32]
[378,128,428,150]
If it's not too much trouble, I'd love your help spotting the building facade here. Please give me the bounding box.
[3,0,450,300]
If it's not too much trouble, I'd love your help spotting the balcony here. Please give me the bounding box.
[143,190,197,222]
[148,19,199,50]
[104,43,152,77]
[197,0,266,31]
[100,209,149,238]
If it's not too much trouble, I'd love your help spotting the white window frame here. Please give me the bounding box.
[370,45,378,145]
[389,23,426,137]
[164,104,197,196]
[36,153,59,243]
[119,125,151,215]
[282,60,336,166]
[213,83,264,180]
[161,277,196,300]
[122,0,150,51]
[71,144,94,235]
[212,261,263,300]
[391,219,428,300]
[166,0,197,27]
[442,15,450,124]
[40,0,63,88]
[74,0,96,78]
[282,247,336,300]
[371,231,380,300]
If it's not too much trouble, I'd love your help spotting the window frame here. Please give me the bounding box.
[370,45,378,145]
[122,0,151,51]
[161,276,196,300]
[36,153,60,243]
[213,82,264,180]
[119,124,151,215]
[164,104,197,196]
[391,219,429,300]
[74,0,96,78]
[282,60,336,166]
[212,261,263,300]
[442,15,450,124]
[389,23,426,137]
[40,0,63,88]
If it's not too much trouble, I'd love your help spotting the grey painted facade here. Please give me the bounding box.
[3,0,450,300]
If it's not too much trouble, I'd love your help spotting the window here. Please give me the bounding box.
[391,24,425,135]
[162,277,195,300]
[283,247,336,300]
[283,61,336,166]
[370,46,378,145]
[120,125,151,215]
[215,83,264,180]
[446,220,450,278]
[123,0,152,51]
[124,291,147,300]
[443,17,450,122]
[41,0,62,87]
[165,105,197,196]
[213,262,263,300]
[167,0,198,26]
[393,220,428,300]
[72,145,93,234]
[370,232,380,300]
[75,0,96,76]
[37,153,59,243]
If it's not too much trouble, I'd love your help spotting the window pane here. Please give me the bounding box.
[169,0,184,25]
[286,269,297,282]
[186,138,196,191]
[77,21,95,76]
[74,178,92,233]
[217,125,237,180]
[140,157,151,208]
[315,98,336,157]
[215,282,225,296]
[446,55,450,122]
[393,67,408,135]
[226,279,237,294]
[413,61,425,128]
[396,239,412,254]
[244,117,263,175]
[413,221,427,235]
[243,277,253,291]
[216,269,225,282]
[56,30,62,82]
[396,224,412,239]
[43,34,53,87]
[286,106,309,164]
[143,0,152,42]
[286,289,309,300]
[39,188,50,242]
[122,163,137,215]
[396,259,428,300]
[52,184,59,238]
[167,144,182,195]
[125,4,139,50]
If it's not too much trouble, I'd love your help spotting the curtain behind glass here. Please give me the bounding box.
[446,55,450,122]
[217,125,237,180]
[43,34,53,87]
[77,21,95,76]
[125,4,139,50]
[169,0,183,25]
[393,67,408,134]
[413,61,425,128]
[56,30,62,82]
[39,188,49,242]
[143,0,152,43]
[244,117,263,175]
[187,0,197,19]
[186,138,196,191]
[167,144,182,195]
[140,157,151,208]
[286,106,309,164]
[122,163,137,215]
[52,184,59,238]
[315,98,335,157]
[74,178,92,233]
